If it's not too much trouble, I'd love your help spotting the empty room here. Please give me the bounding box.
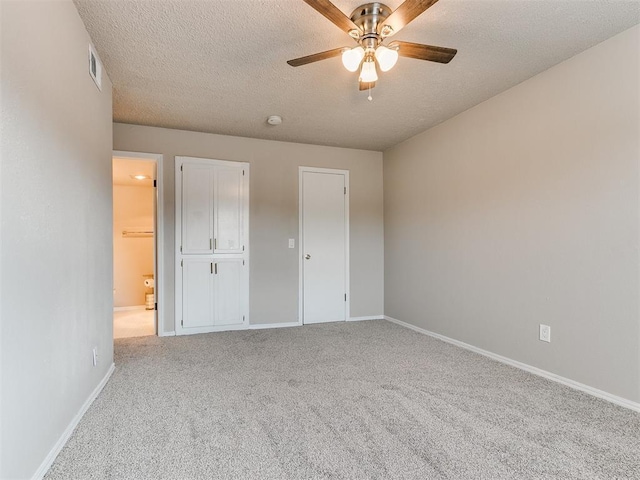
[1,0,639,479]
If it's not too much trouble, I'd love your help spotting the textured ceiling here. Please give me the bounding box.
[75,0,639,151]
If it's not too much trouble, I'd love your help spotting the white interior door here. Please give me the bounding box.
[214,167,244,254]
[301,169,349,324]
[213,259,244,326]
[182,163,213,254]
[182,258,214,329]
[176,157,250,335]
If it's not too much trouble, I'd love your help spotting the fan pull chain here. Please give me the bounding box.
[368,86,373,102]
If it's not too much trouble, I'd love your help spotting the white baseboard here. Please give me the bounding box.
[171,322,300,336]
[32,363,116,480]
[384,316,640,413]
[249,321,301,330]
[159,331,175,337]
[348,315,384,322]
[171,319,381,334]
[113,305,145,312]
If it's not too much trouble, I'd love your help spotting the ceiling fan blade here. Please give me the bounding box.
[359,80,376,91]
[303,0,361,35]
[287,47,345,67]
[390,41,457,63]
[379,0,439,36]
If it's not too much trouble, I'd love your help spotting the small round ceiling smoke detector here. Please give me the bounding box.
[267,115,282,126]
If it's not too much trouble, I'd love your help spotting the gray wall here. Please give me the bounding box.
[384,25,640,403]
[0,1,114,478]
[113,124,384,332]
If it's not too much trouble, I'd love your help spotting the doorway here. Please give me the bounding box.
[299,167,350,324]
[112,151,164,337]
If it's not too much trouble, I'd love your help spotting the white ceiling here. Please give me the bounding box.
[75,0,639,151]
[113,157,155,186]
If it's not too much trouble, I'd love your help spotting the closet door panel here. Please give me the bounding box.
[182,164,213,254]
[176,157,249,335]
[213,259,244,326]
[214,167,244,254]
[182,258,214,329]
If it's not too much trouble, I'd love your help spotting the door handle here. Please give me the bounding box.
[305,254,311,260]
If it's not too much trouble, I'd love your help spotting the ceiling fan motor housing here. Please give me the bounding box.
[350,2,392,49]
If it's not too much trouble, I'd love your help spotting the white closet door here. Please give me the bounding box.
[182,163,213,254]
[301,170,347,324]
[176,157,250,335]
[214,166,244,254]
[213,259,244,326]
[182,258,214,329]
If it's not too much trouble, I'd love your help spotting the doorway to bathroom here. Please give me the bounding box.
[112,151,164,338]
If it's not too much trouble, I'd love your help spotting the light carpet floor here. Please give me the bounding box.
[114,309,155,339]
[46,320,640,479]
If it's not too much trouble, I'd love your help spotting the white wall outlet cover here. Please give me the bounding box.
[288,238,295,248]
[539,324,551,343]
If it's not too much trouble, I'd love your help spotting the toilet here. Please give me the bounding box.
[143,276,154,310]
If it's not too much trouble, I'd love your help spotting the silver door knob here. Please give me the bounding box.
[305,254,311,260]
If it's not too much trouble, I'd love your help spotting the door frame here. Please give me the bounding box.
[298,166,350,325]
[112,150,166,336]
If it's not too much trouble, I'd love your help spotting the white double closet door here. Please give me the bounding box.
[176,157,249,335]
[300,167,349,324]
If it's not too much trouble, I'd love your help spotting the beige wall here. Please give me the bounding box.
[384,25,640,403]
[113,185,154,307]
[0,1,114,478]
[113,124,384,332]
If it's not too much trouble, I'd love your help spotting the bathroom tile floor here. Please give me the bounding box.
[113,309,155,339]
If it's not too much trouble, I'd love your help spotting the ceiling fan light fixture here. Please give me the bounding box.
[286,0,458,94]
[342,46,365,72]
[359,58,378,83]
[375,45,398,72]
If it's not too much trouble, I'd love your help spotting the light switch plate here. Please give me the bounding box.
[288,238,295,249]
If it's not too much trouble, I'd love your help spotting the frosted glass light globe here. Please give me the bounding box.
[375,45,399,72]
[341,46,365,72]
[359,58,378,83]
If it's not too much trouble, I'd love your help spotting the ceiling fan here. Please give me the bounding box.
[287,0,457,94]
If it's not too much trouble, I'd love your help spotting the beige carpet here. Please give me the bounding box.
[46,320,640,479]
[114,308,155,339]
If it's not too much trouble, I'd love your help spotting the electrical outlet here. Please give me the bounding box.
[288,238,295,249]
[539,324,551,343]
[92,347,98,366]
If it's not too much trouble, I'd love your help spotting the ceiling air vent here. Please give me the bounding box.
[88,44,102,91]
